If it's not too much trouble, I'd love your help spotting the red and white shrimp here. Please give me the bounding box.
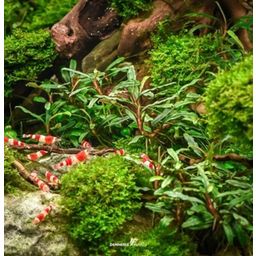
[30,172,50,192]
[27,150,48,161]
[140,153,155,171]
[52,150,89,170]
[114,149,125,156]
[4,137,27,148]
[32,205,53,224]
[81,140,92,150]
[23,134,60,145]
[45,171,59,185]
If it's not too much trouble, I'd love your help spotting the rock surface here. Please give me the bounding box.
[4,191,80,256]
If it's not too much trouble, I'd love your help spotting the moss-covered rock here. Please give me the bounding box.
[60,155,142,254]
[4,29,57,97]
[4,146,35,194]
[205,54,252,155]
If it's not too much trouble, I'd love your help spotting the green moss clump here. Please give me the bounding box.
[60,156,141,249]
[4,0,32,34]
[110,0,152,19]
[120,225,197,256]
[5,0,77,33]
[4,146,35,194]
[26,0,78,30]
[205,55,253,155]
[4,29,57,97]
[149,33,242,90]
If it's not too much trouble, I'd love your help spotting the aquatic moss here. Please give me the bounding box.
[60,156,141,247]
[205,54,252,155]
[4,29,57,97]
[120,225,197,256]
[149,32,243,90]
[110,0,152,19]
[4,146,35,194]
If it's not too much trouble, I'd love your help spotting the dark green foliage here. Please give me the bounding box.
[25,0,78,30]
[4,146,35,194]
[205,54,253,155]
[4,0,32,34]
[60,156,141,245]
[146,148,252,253]
[5,0,77,33]
[4,0,77,98]
[120,225,197,256]
[110,0,152,19]
[149,32,243,90]
[5,29,57,97]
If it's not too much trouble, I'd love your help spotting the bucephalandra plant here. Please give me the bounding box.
[145,145,252,253]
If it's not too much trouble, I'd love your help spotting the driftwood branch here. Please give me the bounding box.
[12,144,116,156]
[13,160,37,187]
[179,153,252,167]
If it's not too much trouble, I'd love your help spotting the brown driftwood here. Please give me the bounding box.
[179,153,252,168]
[221,0,252,51]
[51,0,252,59]
[117,0,174,56]
[13,144,116,155]
[51,0,121,59]
[13,160,37,187]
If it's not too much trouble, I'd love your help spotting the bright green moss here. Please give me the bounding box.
[149,32,243,90]
[4,29,57,97]
[4,146,35,194]
[120,225,197,256]
[60,156,141,246]
[111,0,152,19]
[26,0,78,30]
[5,0,78,33]
[205,54,252,155]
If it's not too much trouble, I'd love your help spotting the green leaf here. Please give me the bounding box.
[233,224,250,246]
[160,216,173,227]
[127,65,136,81]
[69,59,77,70]
[44,102,51,111]
[70,130,84,136]
[33,96,47,103]
[50,111,72,122]
[223,222,234,245]
[88,98,98,108]
[182,216,212,229]
[184,133,202,156]
[125,109,137,123]
[152,109,173,126]
[105,57,125,71]
[149,176,164,182]
[61,69,70,82]
[167,148,180,163]
[161,176,173,189]
[15,106,44,123]
[226,180,251,189]
[40,82,66,90]
[189,24,213,35]
[145,202,170,214]
[197,165,210,191]
[128,135,144,145]
[227,30,244,51]
[163,191,204,204]
[57,120,77,132]
[140,76,150,92]
[232,213,250,227]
